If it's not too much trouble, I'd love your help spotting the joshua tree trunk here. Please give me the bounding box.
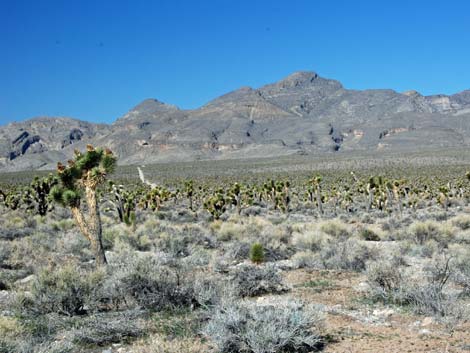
[85,185,107,266]
[316,187,323,215]
[236,196,242,215]
[367,188,374,212]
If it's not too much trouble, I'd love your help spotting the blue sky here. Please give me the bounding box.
[1,0,470,125]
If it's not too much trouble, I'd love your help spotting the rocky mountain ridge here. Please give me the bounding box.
[1,71,470,171]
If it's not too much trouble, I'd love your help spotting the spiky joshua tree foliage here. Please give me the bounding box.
[51,145,117,266]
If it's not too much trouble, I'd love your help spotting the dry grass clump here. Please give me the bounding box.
[408,220,455,245]
[451,214,470,230]
[131,334,209,353]
[292,229,331,252]
[319,219,351,238]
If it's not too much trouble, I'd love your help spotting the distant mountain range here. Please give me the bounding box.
[2,71,470,172]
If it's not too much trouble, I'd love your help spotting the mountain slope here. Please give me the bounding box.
[1,71,470,171]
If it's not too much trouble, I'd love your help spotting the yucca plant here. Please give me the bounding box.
[50,145,117,266]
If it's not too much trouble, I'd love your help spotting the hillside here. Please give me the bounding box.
[1,71,470,171]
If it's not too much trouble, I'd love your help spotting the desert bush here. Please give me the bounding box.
[51,219,75,232]
[0,316,23,340]
[0,242,11,268]
[408,221,445,245]
[292,230,330,252]
[453,251,470,296]
[358,228,381,241]
[230,264,288,297]
[319,220,350,238]
[452,215,470,230]
[316,238,375,271]
[72,310,146,346]
[21,265,105,316]
[203,298,324,353]
[366,255,468,325]
[291,251,321,269]
[366,259,407,303]
[103,255,197,311]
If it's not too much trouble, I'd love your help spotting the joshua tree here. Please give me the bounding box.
[203,188,227,220]
[309,175,323,215]
[51,145,117,266]
[29,174,59,216]
[107,182,138,227]
[184,180,194,211]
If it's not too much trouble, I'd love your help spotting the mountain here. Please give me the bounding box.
[1,71,470,172]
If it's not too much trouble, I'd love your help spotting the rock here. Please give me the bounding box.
[355,281,371,293]
[419,328,431,336]
[372,308,395,318]
[421,316,434,326]
[15,274,36,286]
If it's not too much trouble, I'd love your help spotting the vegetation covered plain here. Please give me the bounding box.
[0,148,469,353]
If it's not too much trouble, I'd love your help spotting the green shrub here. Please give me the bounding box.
[249,243,265,264]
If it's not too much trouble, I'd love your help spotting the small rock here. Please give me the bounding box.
[421,316,434,326]
[419,329,431,335]
[372,308,394,318]
[16,274,36,286]
[355,282,370,293]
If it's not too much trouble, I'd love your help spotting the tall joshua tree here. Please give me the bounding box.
[51,145,117,266]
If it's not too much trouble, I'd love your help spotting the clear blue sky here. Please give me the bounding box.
[1,0,470,125]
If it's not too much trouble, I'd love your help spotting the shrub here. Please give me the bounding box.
[452,215,470,230]
[249,243,265,264]
[366,259,406,303]
[203,299,324,353]
[23,265,105,316]
[104,255,197,311]
[72,310,146,346]
[409,221,441,245]
[316,238,375,271]
[359,228,381,241]
[292,230,330,252]
[319,220,350,238]
[365,256,468,326]
[230,264,288,297]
